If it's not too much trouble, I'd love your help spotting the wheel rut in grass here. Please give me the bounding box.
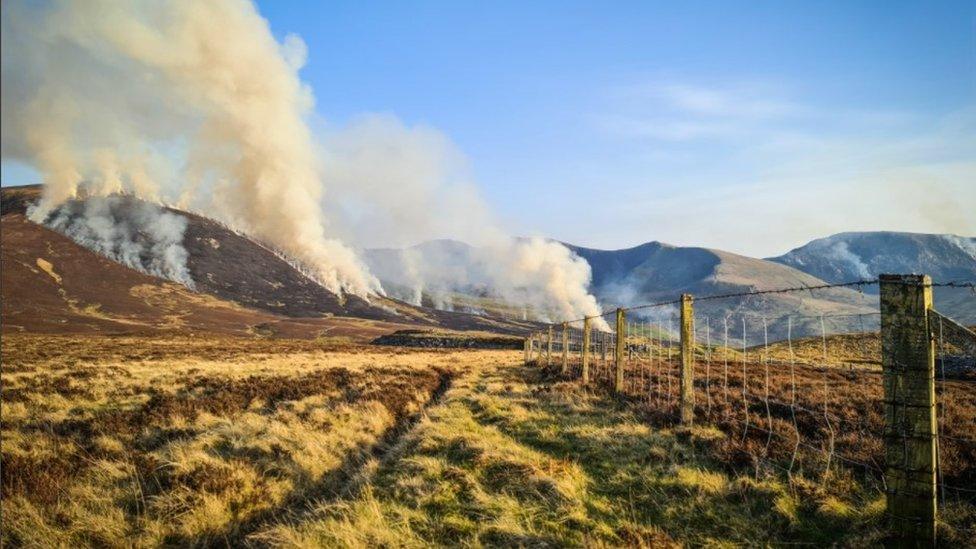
[224,370,456,547]
[339,369,456,496]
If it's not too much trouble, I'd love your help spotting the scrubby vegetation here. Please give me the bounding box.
[372,329,524,349]
[262,360,897,546]
[3,334,973,547]
[0,336,468,546]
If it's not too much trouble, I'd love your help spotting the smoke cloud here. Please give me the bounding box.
[325,115,606,326]
[818,240,871,279]
[2,1,604,324]
[36,196,195,288]
[1,0,378,296]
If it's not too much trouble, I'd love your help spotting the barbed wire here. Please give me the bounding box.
[542,278,976,328]
[529,276,976,543]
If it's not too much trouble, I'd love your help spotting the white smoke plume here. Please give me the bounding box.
[944,235,976,262]
[813,240,872,279]
[1,0,378,297]
[323,115,607,326]
[2,1,605,324]
[35,196,195,288]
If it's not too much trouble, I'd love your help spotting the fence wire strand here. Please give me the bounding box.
[525,278,975,542]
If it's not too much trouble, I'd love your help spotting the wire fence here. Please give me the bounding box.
[526,277,976,544]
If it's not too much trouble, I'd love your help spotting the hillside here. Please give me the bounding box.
[564,241,861,305]
[0,187,538,337]
[369,234,974,330]
[5,185,971,336]
[770,232,976,322]
[365,240,876,330]
[566,241,875,339]
[363,240,533,318]
[769,232,976,286]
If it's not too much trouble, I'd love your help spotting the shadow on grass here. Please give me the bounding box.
[456,363,876,547]
[251,360,888,547]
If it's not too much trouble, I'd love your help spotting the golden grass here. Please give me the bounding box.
[4,334,971,547]
[0,335,504,547]
[257,357,901,547]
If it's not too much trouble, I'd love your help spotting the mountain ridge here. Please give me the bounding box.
[4,185,972,333]
[768,231,976,285]
[0,186,540,337]
[365,232,975,324]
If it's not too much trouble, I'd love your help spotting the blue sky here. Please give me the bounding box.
[4,1,974,256]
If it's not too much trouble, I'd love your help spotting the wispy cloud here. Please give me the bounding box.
[582,79,976,255]
[594,80,806,142]
[621,81,803,118]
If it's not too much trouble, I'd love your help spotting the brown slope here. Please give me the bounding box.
[180,209,397,321]
[0,186,538,338]
[175,207,539,333]
[0,210,437,340]
[2,209,258,335]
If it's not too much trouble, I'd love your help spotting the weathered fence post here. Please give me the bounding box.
[547,325,553,367]
[601,331,607,363]
[880,274,937,547]
[524,337,530,364]
[562,322,569,374]
[615,308,626,393]
[582,317,592,384]
[680,293,695,425]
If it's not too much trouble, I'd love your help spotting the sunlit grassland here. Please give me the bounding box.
[262,358,892,547]
[0,335,503,547]
[3,334,968,547]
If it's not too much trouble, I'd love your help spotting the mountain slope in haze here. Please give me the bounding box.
[1,187,539,336]
[363,239,523,318]
[366,239,488,301]
[769,232,976,287]
[769,232,976,322]
[369,234,974,330]
[366,238,876,341]
[565,241,875,322]
[368,238,873,315]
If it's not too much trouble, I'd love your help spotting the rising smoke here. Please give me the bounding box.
[1,0,378,296]
[322,115,606,326]
[36,196,195,288]
[1,0,604,323]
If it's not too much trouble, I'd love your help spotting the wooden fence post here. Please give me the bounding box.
[535,332,543,364]
[547,325,553,367]
[562,322,569,374]
[880,274,937,547]
[680,293,695,425]
[582,317,591,384]
[601,332,607,363]
[524,337,530,364]
[615,308,626,393]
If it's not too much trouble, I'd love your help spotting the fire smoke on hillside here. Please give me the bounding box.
[1,0,604,323]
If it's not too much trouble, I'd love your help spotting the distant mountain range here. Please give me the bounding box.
[3,185,972,338]
[365,232,976,330]
[768,232,976,289]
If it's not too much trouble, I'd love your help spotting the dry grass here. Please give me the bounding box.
[261,357,895,547]
[573,337,976,486]
[558,336,976,543]
[0,335,494,547]
[4,333,972,546]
